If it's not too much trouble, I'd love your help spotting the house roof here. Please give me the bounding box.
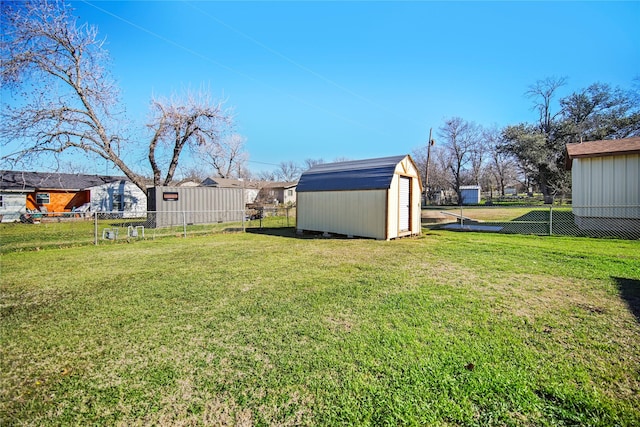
[0,170,126,192]
[261,181,297,189]
[565,137,640,170]
[566,137,640,157]
[203,177,297,190]
[296,155,408,192]
[202,177,260,189]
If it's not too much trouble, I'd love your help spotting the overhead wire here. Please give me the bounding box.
[182,0,424,128]
[79,0,392,137]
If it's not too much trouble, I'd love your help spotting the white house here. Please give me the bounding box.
[88,180,147,218]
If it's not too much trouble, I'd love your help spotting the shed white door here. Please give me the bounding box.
[399,176,410,232]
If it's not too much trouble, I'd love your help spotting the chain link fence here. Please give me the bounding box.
[424,205,640,240]
[2,204,638,253]
[1,207,296,253]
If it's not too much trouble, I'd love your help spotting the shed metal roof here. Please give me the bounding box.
[0,170,126,192]
[296,155,407,192]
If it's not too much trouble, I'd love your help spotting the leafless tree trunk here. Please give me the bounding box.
[484,126,517,197]
[304,158,325,170]
[438,117,480,204]
[526,76,567,136]
[0,0,233,195]
[469,136,487,186]
[256,170,277,181]
[192,127,248,179]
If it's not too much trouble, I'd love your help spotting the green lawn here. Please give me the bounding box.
[0,215,293,253]
[1,230,639,426]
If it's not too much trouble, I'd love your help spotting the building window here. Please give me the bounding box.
[287,190,293,197]
[113,193,124,211]
[0,195,4,208]
[36,193,50,205]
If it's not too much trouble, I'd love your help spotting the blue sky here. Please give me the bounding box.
[60,1,640,175]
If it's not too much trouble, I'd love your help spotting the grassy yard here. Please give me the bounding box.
[1,230,639,426]
[0,215,293,253]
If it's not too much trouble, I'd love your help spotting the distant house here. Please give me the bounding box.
[0,170,146,222]
[255,182,297,206]
[566,137,640,231]
[296,155,422,240]
[174,178,202,187]
[202,177,261,206]
[202,177,297,206]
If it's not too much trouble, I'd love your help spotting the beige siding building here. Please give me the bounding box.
[296,155,422,240]
[566,137,640,231]
[147,186,244,228]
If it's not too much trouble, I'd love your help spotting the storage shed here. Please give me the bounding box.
[566,137,640,231]
[147,186,244,228]
[296,155,422,240]
[459,185,481,205]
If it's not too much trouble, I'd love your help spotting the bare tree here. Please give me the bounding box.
[146,92,232,187]
[469,130,488,186]
[438,117,480,204]
[504,77,568,200]
[526,76,567,135]
[195,133,248,179]
[483,126,517,197]
[303,158,325,170]
[255,169,277,181]
[0,0,233,194]
[180,166,208,183]
[332,156,352,163]
[276,161,302,181]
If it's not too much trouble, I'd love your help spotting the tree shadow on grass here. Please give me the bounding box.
[613,277,640,324]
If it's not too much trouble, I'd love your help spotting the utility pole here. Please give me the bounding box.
[425,128,435,205]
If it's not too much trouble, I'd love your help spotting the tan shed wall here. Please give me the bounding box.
[572,154,640,219]
[297,190,388,239]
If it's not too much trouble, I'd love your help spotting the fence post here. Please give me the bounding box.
[183,211,187,238]
[94,212,98,245]
[460,204,464,227]
[549,205,553,236]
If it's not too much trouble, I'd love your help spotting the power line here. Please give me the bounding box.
[79,0,391,136]
[183,0,424,128]
[246,159,280,167]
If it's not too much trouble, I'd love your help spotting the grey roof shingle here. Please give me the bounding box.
[0,170,126,191]
[296,155,407,192]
